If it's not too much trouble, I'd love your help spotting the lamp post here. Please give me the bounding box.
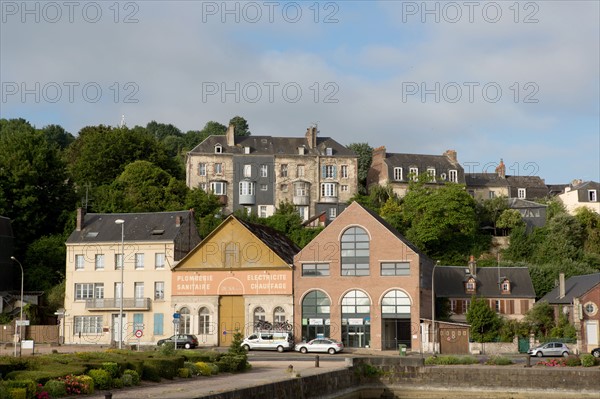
[431,260,440,354]
[115,219,125,349]
[10,256,24,357]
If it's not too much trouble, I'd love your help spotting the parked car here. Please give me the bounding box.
[294,338,344,355]
[592,347,600,358]
[157,334,199,349]
[527,342,570,357]
[242,331,294,352]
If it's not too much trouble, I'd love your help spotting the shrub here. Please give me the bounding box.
[208,363,220,375]
[158,343,176,357]
[75,375,94,394]
[485,356,513,366]
[565,355,581,367]
[536,358,566,367]
[57,374,90,396]
[141,364,161,382]
[355,363,383,377]
[178,368,190,378]
[3,380,36,399]
[43,380,66,398]
[194,362,213,376]
[581,354,595,367]
[87,369,112,390]
[183,362,200,376]
[112,377,124,389]
[121,373,133,387]
[123,369,140,385]
[216,354,249,372]
[180,351,221,363]
[101,362,120,378]
[424,355,479,365]
[143,357,183,380]
[9,387,27,399]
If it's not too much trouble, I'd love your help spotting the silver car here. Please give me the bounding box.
[295,338,344,354]
[528,342,570,357]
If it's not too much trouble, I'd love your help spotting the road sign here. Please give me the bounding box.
[16,320,30,326]
[173,312,180,319]
[134,329,143,338]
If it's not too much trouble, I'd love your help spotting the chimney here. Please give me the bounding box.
[372,146,386,162]
[495,159,506,178]
[559,272,565,299]
[305,126,317,149]
[176,215,182,227]
[468,255,476,276]
[76,207,85,231]
[226,123,235,146]
[443,149,457,163]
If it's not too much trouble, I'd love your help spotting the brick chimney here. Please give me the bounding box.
[443,149,457,163]
[305,125,317,149]
[76,207,86,231]
[226,123,235,147]
[495,159,506,178]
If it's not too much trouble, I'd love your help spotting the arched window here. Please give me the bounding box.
[342,290,370,314]
[341,227,370,276]
[254,306,266,323]
[179,307,191,334]
[341,290,370,348]
[273,306,286,324]
[198,307,210,335]
[381,290,411,318]
[301,291,331,340]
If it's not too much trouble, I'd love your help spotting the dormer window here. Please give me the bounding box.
[325,147,333,156]
[465,277,476,293]
[214,144,222,154]
[501,279,511,294]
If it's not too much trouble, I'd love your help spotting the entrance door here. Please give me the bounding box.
[586,321,599,352]
[112,313,126,344]
[219,296,244,346]
[382,319,411,350]
[347,326,365,348]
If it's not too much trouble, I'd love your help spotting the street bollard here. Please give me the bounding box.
[315,355,320,368]
[105,393,112,399]
[525,355,531,368]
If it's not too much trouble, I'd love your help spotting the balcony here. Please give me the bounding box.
[85,298,151,311]
[320,196,338,203]
[239,194,256,205]
[293,195,310,206]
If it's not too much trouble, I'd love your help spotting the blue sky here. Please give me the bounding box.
[1,0,598,184]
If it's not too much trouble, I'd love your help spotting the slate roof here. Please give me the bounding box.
[435,266,536,298]
[384,152,462,170]
[539,273,600,304]
[465,173,547,189]
[547,184,569,196]
[507,198,547,209]
[571,181,600,191]
[66,211,194,243]
[236,217,300,264]
[188,135,356,157]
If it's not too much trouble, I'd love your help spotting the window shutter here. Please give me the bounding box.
[133,313,143,332]
[321,165,326,178]
[153,313,164,335]
[333,166,337,179]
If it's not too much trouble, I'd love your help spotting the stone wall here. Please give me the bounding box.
[469,340,518,355]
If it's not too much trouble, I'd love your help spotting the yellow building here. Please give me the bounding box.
[64,209,200,346]
[171,215,299,346]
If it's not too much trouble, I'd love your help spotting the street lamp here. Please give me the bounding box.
[431,260,440,355]
[115,219,125,349]
[10,256,24,357]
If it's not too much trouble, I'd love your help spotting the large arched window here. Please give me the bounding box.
[301,291,331,341]
[254,306,266,323]
[341,227,370,276]
[342,290,370,314]
[381,290,411,318]
[179,307,191,334]
[198,307,210,335]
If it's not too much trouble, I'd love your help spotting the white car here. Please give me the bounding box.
[295,338,344,355]
[527,342,570,357]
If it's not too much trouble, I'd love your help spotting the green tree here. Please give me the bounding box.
[466,297,502,342]
[229,116,250,136]
[25,235,67,291]
[531,213,583,263]
[575,207,600,255]
[346,143,373,194]
[40,124,74,150]
[524,301,555,338]
[146,121,182,141]
[379,197,405,232]
[0,118,75,252]
[496,209,525,235]
[402,183,481,263]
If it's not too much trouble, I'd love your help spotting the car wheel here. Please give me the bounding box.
[300,347,308,354]
[277,345,284,353]
[242,344,250,351]
[536,351,543,357]
[184,343,191,349]
[328,348,336,355]
[592,350,600,358]
[562,351,569,357]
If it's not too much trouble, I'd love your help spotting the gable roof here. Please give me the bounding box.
[466,173,547,190]
[236,217,300,264]
[539,273,600,304]
[435,266,536,298]
[384,152,462,170]
[66,210,194,243]
[188,135,356,157]
[507,198,547,209]
[571,181,600,191]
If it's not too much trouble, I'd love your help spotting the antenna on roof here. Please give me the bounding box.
[310,122,319,134]
[119,114,126,128]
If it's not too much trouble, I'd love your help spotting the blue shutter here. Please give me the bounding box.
[153,313,163,335]
[133,313,143,332]
[333,166,337,179]
[321,165,326,178]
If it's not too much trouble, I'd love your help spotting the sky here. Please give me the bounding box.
[1,0,599,184]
